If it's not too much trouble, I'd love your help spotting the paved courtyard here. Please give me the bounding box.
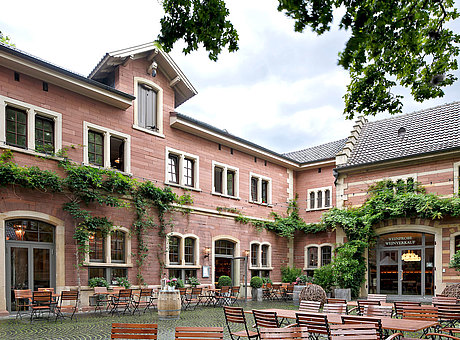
[0,301,297,340]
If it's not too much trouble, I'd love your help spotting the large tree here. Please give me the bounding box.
[158,0,460,119]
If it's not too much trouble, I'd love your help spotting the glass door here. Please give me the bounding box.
[401,249,422,295]
[379,250,398,294]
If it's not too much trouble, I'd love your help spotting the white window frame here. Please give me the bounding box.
[249,241,273,270]
[133,77,164,138]
[212,161,240,199]
[165,147,200,190]
[0,95,62,156]
[307,186,332,211]
[84,226,132,267]
[304,243,334,270]
[165,232,200,268]
[249,173,272,205]
[83,122,131,174]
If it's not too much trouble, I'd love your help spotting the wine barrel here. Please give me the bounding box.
[158,290,181,320]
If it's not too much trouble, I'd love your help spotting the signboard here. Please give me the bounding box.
[202,265,210,278]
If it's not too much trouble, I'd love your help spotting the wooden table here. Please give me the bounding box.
[244,309,438,333]
[347,301,394,308]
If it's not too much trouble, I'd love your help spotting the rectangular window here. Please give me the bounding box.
[168,269,197,282]
[251,244,259,267]
[262,180,268,204]
[110,136,125,171]
[308,247,318,268]
[110,268,128,284]
[227,170,235,196]
[184,158,194,187]
[111,231,125,263]
[88,130,104,166]
[307,187,333,211]
[184,238,195,265]
[321,246,332,266]
[261,245,269,267]
[137,83,157,130]
[214,167,223,194]
[35,115,54,153]
[89,230,105,262]
[169,236,180,264]
[5,106,27,148]
[251,177,259,202]
[168,154,179,184]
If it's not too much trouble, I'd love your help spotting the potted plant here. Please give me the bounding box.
[293,274,312,305]
[250,276,263,301]
[217,275,232,288]
[188,276,201,287]
[115,276,131,289]
[88,277,109,306]
[166,278,178,290]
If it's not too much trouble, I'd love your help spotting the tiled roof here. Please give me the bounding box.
[344,101,460,167]
[283,139,347,163]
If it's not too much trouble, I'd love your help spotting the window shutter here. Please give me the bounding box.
[138,84,157,129]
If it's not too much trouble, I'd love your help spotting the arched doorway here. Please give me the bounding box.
[5,219,56,311]
[369,231,434,297]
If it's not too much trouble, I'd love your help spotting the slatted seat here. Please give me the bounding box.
[394,301,421,318]
[214,286,231,307]
[327,298,347,305]
[30,290,54,323]
[364,305,393,318]
[175,327,223,340]
[93,286,110,312]
[253,310,281,337]
[402,305,439,337]
[342,315,384,340]
[356,299,381,316]
[295,312,331,339]
[14,289,32,319]
[111,323,158,339]
[54,290,79,322]
[131,288,156,315]
[438,304,460,328]
[224,306,258,340]
[228,286,241,306]
[330,323,402,340]
[259,327,309,339]
[323,303,348,315]
[299,300,321,313]
[283,285,294,301]
[183,287,202,310]
[368,294,387,303]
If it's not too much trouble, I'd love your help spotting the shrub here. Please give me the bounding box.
[296,274,313,285]
[88,277,109,288]
[115,276,131,289]
[262,277,272,285]
[187,277,200,287]
[450,250,460,272]
[281,266,302,283]
[313,263,335,293]
[217,275,232,288]
[176,279,185,288]
[250,276,263,288]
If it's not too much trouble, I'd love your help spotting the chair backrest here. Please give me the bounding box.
[299,300,321,313]
[394,301,421,318]
[402,305,438,322]
[179,288,188,296]
[231,286,240,295]
[367,294,387,303]
[364,305,393,318]
[118,289,132,298]
[253,310,279,329]
[260,327,310,339]
[175,327,223,340]
[341,315,383,340]
[32,290,52,303]
[38,287,55,293]
[432,296,458,305]
[357,299,381,315]
[437,303,460,322]
[330,323,380,340]
[60,290,79,302]
[94,287,108,294]
[295,312,330,337]
[191,287,202,296]
[139,288,153,297]
[224,306,252,337]
[286,285,294,293]
[220,286,231,294]
[323,303,347,315]
[14,289,32,299]
[111,323,158,339]
[327,298,347,304]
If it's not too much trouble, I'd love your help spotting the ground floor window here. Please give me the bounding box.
[168,268,197,284]
[88,267,127,285]
[251,270,271,278]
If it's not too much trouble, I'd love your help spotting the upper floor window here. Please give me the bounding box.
[111,230,126,263]
[250,173,272,205]
[6,106,27,148]
[89,230,105,262]
[251,243,259,267]
[35,115,54,153]
[307,186,332,211]
[83,122,131,173]
[321,246,332,266]
[169,236,180,265]
[307,246,318,268]
[165,147,200,190]
[134,77,164,137]
[250,241,272,269]
[184,238,195,264]
[261,244,269,267]
[212,162,239,198]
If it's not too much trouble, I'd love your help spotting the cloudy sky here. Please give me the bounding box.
[1,1,459,154]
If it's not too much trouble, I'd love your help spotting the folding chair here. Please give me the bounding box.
[283,285,294,301]
[259,327,310,339]
[438,303,460,328]
[364,305,393,318]
[108,289,133,315]
[394,301,421,318]
[402,305,439,337]
[342,315,385,340]
[54,290,79,322]
[253,310,280,338]
[214,286,231,307]
[295,312,331,340]
[299,300,321,313]
[175,327,223,340]
[111,323,158,339]
[327,298,347,304]
[330,323,402,340]
[368,294,387,303]
[323,303,347,315]
[228,286,241,306]
[131,288,156,315]
[30,290,54,322]
[223,306,258,340]
[14,289,32,319]
[354,299,381,316]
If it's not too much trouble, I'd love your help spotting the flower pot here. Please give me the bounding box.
[251,287,263,302]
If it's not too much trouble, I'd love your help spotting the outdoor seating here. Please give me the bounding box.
[341,315,384,340]
[30,290,54,323]
[179,288,188,306]
[327,298,347,305]
[93,286,110,313]
[330,323,402,340]
[402,305,439,337]
[263,283,273,300]
[175,327,224,340]
[223,306,258,340]
[108,289,133,315]
[228,286,240,306]
[183,288,202,310]
[131,288,156,315]
[438,303,460,328]
[394,301,421,318]
[323,303,347,315]
[283,285,294,301]
[364,305,393,318]
[368,294,388,303]
[259,326,309,339]
[14,289,32,319]
[355,299,381,316]
[214,286,231,307]
[433,296,459,306]
[253,310,281,337]
[111,323,158,339]
[299,300,321,313]
[54,290,79,322]
[271,284,283,301]
[295,312,331,340]
[426,332,460,340]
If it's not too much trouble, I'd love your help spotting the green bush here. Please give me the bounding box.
[217,275,232,288]
[450,250,460,272]
[281,266,302,283]
[176,279,185,288]
[88,277,109,288]
[250,276,263,288]
[187,276,200,287]
[115,276,131,289]
[313,263,335,293]
[296,274,313,285]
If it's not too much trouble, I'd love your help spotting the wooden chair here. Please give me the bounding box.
[402,305,439,337]
[299,300,321,313]
[323,303,347,315]
[179,287,188,306]
[175,327,223,340]
[131,288,156,315]
[433,296,459,305]
[438,303,460,328]
[426,332,460,340]
[182,287,202,310]
[30,290,54,322]
[111,323,158,339]
[368,294,387,303]
[295,312,331,339]
[14,289,32,319]
[259,327,309,339]
[393,301,421,318]
[330,323,402,340]
[93,286,110,312]
[253,310,280,338]
[54,290,79,322]
[271,284,282,301]
[341,315,384,340]
[327,298,347,305]
[356,299,381,316]
[214,286,231,307]
[283,285,295,301]
[263,283,273,300]
[228,286,240,306]
[108,289,133,315]
[364,305,393,318]
[223,306,258,340]
[38,287,55,293]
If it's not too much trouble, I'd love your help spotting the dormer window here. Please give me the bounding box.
[133,78,164,137]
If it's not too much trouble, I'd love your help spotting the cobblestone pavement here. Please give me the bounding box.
[0,301,298,340]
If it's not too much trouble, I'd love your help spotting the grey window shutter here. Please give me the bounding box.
[138,84,157,129]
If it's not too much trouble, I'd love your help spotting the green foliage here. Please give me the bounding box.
[159,1,459,118]
[296,274,313,285]
[0,31,14,46]
[449,250,460,272]
[176,279,185,288]
[262,277,272,285]
[115,276,131,289]
[187,276,200,287]
[281,265,302,283]
[313,264,335,293]
[217,275,232,288]
[250,276,263,288]
[88,277,109,288]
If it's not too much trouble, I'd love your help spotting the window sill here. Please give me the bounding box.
[249,201,273,208]
[132,125,165,138]
[306,206,332,212]
[164,182,201,192]
[0,144,64,161]
[249,267,273,271]
[211,192,240,200]
[83,262,133,268]
[82,163,132,177]
[165,264,201,269]
[303,267,318,271]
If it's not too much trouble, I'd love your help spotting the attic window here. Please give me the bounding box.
[398,127,406,138]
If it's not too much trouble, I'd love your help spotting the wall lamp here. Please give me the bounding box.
[204,247,211,259]
[243,249,250,257]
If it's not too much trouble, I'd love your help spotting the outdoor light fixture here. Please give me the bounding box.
[401,250,421,262]
[89,233,95,241]
[243,249,250,257]
[14,224,26,240]
[204,247,211,259]
[148,61,158,77]
[114,158,121,164]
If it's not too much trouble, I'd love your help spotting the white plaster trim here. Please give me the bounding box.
[165,146,200,189]
[287,169,294,200]
[211,161,239,198]
[249,172,272,205]
[347,173,418,187]
[249,241,272,269]
[165,232,200,267]
[133,77,164,135]
[306,186,333,211]
[303,243,334,270]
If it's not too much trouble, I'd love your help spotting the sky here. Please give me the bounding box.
[1,1,459,154]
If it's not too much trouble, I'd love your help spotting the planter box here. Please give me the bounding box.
[293,285,306,305]
[251,287,263,302]
[334,288,351,301]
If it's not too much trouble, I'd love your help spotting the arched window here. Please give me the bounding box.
[111,230,125,263]
[325,189,331,207]
[169,236,180,264]
[310,192,315,209]
[89,230,105,262]
[321,246,332,266]
[261,244,269,267]
[184,237,195,264]
[215,240,235,256]
[251,243,259,267]
[307,246,318,268]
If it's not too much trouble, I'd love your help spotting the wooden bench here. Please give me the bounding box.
[111,323,158,339]
[175,327,223,340]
